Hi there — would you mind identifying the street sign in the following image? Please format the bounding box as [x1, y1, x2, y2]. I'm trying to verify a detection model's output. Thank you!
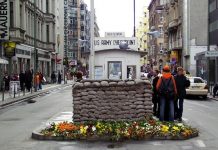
[0, 0, 10, 40]
[205, 51, 218, 57]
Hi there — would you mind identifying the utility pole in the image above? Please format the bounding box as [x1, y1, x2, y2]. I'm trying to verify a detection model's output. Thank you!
[207, 0, 211, 91]
[90, 0, 95, 79]
[34, 0, 38, 91]
[133, 0, 136, 37]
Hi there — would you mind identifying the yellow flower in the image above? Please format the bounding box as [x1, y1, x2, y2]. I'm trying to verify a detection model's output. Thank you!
[80, 126, 88, 135]
[161, 125, 169, 133]
[173, 126, 180, 132]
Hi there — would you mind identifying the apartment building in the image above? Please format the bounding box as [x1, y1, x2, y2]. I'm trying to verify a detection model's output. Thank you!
[136, 7, 149, 69]
[1, 0, 56, 78]
[148, 0, 170, 71]
[67, 0, 99, 72]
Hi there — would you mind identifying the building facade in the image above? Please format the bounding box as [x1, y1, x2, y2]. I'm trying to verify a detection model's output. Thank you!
[208, 0, 218, 83]
[55, 0, 65, 73]
[0, 0, 56, 79]
[148, 0, 170, 72]
[136, 7, 149, 70]
[67, 0, 99, 73]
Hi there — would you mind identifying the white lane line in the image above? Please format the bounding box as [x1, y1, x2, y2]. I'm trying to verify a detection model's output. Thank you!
[185, 101, 211, 109]
[195, 140, 206, 148]
[151, 141, 162, 146]
[182, 118, 188, 122]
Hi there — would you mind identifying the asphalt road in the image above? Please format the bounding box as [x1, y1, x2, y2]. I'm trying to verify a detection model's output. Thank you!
[0, 87, 218, 150]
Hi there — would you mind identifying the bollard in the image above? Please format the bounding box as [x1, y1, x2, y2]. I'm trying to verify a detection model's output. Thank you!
[14, 84, 16, 98]
[2, 81, 5, 101]
[23, 83, 25, 96]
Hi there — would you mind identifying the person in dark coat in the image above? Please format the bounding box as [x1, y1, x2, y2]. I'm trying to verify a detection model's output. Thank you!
[58, 71, 62, 84]
[152, 70, 160, 117]
[25, 70, 33, 92]
[19, 71, 25, 91]
[3, 73, 10, 91]
[51, 72, 56, 83]
[174, 67, 190, 121]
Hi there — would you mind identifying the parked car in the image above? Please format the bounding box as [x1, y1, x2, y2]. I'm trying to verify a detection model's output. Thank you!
[186, 77, 208, 99]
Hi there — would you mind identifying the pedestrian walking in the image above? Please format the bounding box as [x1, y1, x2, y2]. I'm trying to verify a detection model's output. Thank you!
[25, 70, 33, 92]
[156, 65, 177, 122]
[39, 72, 43, 90]
[152, 70, 160, 117]
[58, 71, 62, 84]
[34, 72, 40, 90]
[51, 72, 56, 83]
[3, 73, 10, 91]
[19, 71, 25, 91]
[174, 67, 190, 122]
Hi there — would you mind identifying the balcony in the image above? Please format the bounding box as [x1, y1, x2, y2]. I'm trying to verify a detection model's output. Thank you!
[44, 13, 55, 23]
[9, 27, 26, 43]
[168, 18, 178, 29]
[169, 38, 182, 50]
[25, 35, 55, 52]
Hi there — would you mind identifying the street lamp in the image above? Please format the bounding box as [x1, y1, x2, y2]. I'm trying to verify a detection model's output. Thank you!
[90, 0, 95, 79]
[133, 0, 136, 37]
[33, 0, 38, 92]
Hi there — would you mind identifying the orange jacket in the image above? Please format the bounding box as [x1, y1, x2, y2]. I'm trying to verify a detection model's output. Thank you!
[156, 72, 177, 95]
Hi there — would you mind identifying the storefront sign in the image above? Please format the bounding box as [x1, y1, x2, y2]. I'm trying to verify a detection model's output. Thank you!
[205, 51, 218, 57]
[4, 41, 16, 57]
[0, 0, 9, 40]
[94, 37, 138, 51]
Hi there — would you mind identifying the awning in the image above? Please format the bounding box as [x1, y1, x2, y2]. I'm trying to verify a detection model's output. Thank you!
[0, 58, 8, 64]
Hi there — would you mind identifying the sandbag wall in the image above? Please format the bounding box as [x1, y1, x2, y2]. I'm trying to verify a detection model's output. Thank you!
[72, 80, 153, 123]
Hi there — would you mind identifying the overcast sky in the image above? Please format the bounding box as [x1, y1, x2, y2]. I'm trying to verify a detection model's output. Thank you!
[83, 0, 151, 37]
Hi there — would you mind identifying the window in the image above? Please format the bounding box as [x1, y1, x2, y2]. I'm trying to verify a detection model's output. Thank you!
[81, 25, 84, 31]
[46, 25, 49, 42]
[81, 15, 85, 21]
[108, 61, 122, 79]
[194, 78, 204, 83]
[46, 0, 49, 13]
[10, 2, 14, 27]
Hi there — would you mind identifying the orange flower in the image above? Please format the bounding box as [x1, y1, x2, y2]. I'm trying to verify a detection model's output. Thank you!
[57, 122, 79, 132]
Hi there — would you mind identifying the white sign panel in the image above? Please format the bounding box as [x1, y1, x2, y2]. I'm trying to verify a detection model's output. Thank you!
[105, 32, 125, 37]
[94, 66, 103, 79]
[205, 51, 218, 57]
[94, 37, 138, 51]
[0, 0, 10, 40]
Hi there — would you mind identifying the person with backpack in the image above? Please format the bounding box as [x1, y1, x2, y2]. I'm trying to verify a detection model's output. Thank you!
[156, 65, 177, 122]
[174, 67, 190, 122]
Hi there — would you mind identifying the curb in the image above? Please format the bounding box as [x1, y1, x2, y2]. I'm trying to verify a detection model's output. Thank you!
[208, 96, 218, 101]
[32, 129, 199, 141]
[0, 83, 72, 109]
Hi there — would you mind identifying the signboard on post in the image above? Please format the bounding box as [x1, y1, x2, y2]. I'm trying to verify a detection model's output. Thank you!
[9, 81, 20, 97]
[0, 0, 10, 40]
[94, 37, 138, 51]
[205, 51, 218, 57]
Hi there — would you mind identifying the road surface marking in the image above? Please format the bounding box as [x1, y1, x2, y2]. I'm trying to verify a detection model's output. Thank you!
[185, 101, 211, 109]
[195, 140, 206, 148]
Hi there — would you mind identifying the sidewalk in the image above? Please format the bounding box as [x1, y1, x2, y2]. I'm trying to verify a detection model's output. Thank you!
[0, 80, 73, 108]
[208, 94, 218, 101]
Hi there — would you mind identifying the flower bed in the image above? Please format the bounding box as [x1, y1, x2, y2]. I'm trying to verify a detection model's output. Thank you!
[40, 118, 198, 141]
